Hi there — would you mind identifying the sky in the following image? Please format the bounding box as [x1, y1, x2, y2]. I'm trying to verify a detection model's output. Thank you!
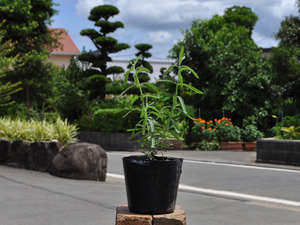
[51, 0, 299, 61]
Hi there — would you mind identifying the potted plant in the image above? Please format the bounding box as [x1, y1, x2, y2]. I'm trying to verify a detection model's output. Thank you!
[121, 47, 202, 214]
[215, 117, 243, 150]
[242, 125, 264, 150]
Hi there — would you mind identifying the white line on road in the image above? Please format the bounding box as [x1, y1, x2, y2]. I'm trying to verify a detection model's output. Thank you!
[184, 160, 300, 174]
[107, 152, 300, 174]
[107, 172, 300, 207]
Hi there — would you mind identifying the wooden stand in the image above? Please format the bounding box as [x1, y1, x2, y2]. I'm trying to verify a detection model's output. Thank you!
[115, 205, 186, 225]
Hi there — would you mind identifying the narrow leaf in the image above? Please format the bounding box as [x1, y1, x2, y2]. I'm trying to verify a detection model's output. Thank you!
[183, 83, 203, 94]
[179, 46, 185, 66]
[130, 95, 139, 106]
[171, 119, 180, 133]
[124, 70, 131, 84]
[177, 96, 187, 114]
[143, 82, 158, 91]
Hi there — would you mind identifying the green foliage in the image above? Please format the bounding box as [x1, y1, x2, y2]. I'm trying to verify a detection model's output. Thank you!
[79, 4, 130, 100]
[242, 125, 264, 142]
[0, 117, 78, 145]
[121, 47, 202, 159]
[223, 6, 258, 36]
[272, 114, 300, 139]
[169, 7, 274, 129]
[0, 29, 22, 106]
[275, 15, 300, 47]
[48, 64, 88, 123]
[281, 126, 300, 140]
[128, 43, 153, 83]
[0, 0, 60, 109]
[192, 140, 220, 151]
[91, 108, 140, 132]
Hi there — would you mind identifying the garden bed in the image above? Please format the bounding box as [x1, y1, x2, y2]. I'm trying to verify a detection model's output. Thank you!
[256, 138, 300, 166]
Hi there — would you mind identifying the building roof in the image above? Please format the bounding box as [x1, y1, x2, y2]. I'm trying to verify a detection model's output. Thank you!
[49, 28, 80, 55]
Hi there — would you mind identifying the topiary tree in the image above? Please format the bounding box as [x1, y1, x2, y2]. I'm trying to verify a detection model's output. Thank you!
[78, 5, 130, 100]
[127, 43, 153, 83]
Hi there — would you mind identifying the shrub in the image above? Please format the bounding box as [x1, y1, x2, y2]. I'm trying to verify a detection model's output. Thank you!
[242, 125, 264, 142]
[0, 117, 78, 145]
[92, 108, 140, 132]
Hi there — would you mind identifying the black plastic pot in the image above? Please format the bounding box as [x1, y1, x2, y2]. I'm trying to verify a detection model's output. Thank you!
[122, 155, 183, 214]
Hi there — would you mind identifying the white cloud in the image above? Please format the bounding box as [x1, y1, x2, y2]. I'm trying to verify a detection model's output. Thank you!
[271, 0, 298, 19]
[252, 31, 278, 48]
[148, 31, 172, 43]
[76, 0, 104, 15]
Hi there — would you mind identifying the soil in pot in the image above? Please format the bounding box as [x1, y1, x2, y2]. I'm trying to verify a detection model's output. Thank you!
[122, 155, 183, 214]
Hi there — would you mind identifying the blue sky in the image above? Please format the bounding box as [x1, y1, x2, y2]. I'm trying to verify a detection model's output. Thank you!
[51, 0, 299, 60]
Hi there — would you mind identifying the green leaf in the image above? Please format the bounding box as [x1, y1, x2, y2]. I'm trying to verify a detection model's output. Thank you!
[179, 46, 185, 66]
[171, 119, 180, 133]
[143, 82, 158, 91]
[136, 67, 150, 74]
[124, 69, 131, 84]
[177, 96, 187, 114]
[130, 95, 139, 106]
[178, 73, 184, 87]
[181, 66, 199, 79]
[148, 118, 155, 132]
[183, 83, 203, 94]
[119, 85, 134, 96]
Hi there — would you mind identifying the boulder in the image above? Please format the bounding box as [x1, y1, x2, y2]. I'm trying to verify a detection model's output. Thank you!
[50, 142, 107, 181]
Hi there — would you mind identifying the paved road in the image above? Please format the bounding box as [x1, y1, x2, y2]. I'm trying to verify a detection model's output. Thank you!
[1, 150, 300, 225]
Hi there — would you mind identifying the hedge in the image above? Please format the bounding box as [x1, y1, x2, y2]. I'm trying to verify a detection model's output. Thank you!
[92, 108, 140, 132]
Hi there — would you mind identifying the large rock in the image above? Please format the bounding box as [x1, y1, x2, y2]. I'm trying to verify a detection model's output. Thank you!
[50, 142, 107, 181]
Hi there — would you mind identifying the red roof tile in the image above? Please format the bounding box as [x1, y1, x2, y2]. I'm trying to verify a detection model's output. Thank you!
[49, 28, 80, 55]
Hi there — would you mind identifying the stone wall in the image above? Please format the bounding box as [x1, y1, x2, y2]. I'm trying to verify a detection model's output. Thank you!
[0, 139, 63, 172]
[77, 132, 142, 151]
[256, 138, 300, 166]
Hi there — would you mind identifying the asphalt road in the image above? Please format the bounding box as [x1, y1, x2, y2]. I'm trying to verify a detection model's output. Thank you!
[1, 150, 300, 225]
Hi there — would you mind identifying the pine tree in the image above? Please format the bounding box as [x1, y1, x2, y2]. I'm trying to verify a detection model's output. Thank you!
[128, 43, 153, 83]
[78, 5, 130, 100]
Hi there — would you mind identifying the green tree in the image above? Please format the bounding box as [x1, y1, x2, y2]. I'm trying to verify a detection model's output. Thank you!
[223, 6, 258, 36]
[48, 61, 88, 123]
[169, 7, 273, 128]
[0, 29, 21, 106]
[0, 0, 60, 109]
[78, 5, 130, 100]
[271, 6, 300, 115]
[128, 43, 153, 83]
[275, 15, 300, 47]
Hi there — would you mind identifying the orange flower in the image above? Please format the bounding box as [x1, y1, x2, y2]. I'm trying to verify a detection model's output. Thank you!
[201, 126, 205, 130]
[226, 123, 228, 126]
[213, 128, 216, 131]
[209, 128, 211, 130]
